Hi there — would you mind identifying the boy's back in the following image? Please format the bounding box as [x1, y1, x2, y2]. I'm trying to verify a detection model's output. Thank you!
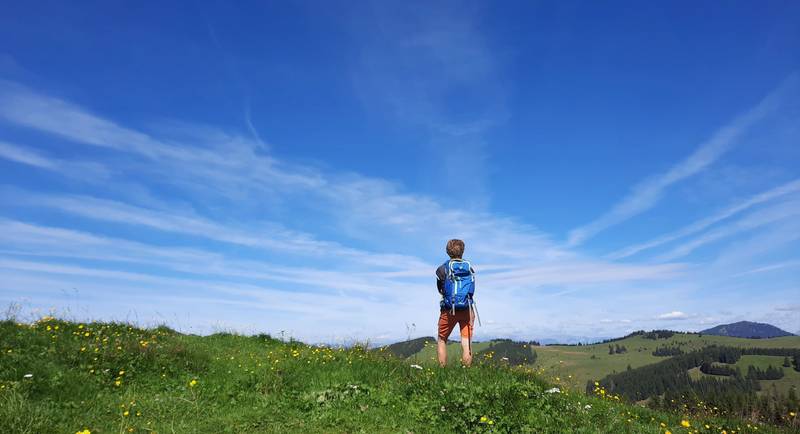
[435, 239, 476, 367]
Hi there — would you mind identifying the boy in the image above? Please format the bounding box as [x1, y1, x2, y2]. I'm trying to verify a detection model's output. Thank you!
[435, 239, 476, 367]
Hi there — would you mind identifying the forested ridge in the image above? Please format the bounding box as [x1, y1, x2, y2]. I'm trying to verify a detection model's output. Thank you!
[592, 346, 800, 427]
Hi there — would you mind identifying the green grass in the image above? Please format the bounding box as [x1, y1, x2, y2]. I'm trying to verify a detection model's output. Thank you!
[4, 318, 796, 433]
[409, 338, 494, 365]
[410, 334, 800, 394]
[687, 367, 731, 382]
[727, 355, 800, 397]
[535, 335, 800, 389]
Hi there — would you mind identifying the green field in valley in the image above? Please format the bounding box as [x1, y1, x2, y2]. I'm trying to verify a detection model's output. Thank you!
[407, 333, 800, 394]
[728, 355, 800, 396]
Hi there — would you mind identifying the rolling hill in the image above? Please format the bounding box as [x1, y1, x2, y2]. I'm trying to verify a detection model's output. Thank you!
[389, 330, 800, 429]
[7, 318, 794, 433]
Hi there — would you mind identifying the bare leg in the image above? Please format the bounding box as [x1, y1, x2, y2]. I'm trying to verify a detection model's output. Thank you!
[460, 335, 472, 366]
[437, 337, 448, 367]
[460, 308, 475, 366]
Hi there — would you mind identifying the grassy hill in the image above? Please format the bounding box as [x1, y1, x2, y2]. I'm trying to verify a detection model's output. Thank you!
[536, 334, 800, 393]
[4, 318, 796, 433]
[407, 333, 800, 396]
[384, 336, 436, 358]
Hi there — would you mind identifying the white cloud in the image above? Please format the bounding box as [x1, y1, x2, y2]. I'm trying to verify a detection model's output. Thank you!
[0, 140, 110, 180]
[0, 140, 57, 168]
[657, 311, 689, 320]
[609, 178, 800, 259]
[1, 77, 795, 341]
[567, 75, 798, 247]
[733, 260, 800, 276]
[656, 198, 800, 261]
[350, 2, 506, 207]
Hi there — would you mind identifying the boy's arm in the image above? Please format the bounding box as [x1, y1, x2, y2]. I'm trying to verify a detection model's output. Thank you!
[469, 266, 476, 298]
[435, 263, 446, 294]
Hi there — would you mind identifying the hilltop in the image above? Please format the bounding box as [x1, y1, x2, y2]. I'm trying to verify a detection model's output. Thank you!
[398, 332, 800, 391]
[393, 331, 800, 429]
[701, 321, 795, 339]
[3, 318, 796, 433]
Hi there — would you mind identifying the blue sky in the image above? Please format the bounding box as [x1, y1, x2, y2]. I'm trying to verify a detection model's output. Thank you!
[0, 1, 799, 343]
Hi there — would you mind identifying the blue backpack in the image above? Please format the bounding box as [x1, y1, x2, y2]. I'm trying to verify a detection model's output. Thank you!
[441, 259, 475, 313]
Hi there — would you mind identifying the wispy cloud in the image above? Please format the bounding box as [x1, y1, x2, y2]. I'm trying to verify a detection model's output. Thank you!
[656, 198, 800, 261]
[351, 1, 506, 208]
[608, 179, 800, 259]
[1, 74, 797, 340]
[0, 80, 323, 192]
[733, 260, 800, 276]
[0, 139, 111, 180]
[0, 140, 57, 168]
[567, 75, 798, 247]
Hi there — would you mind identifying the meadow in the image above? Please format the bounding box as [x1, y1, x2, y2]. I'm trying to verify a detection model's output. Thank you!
[3, 318, 797, 433]
[413, 334, 800, 395]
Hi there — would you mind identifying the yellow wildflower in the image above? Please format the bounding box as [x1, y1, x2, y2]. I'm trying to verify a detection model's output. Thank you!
[189, 379, 198, 387]
[681, 420, 690, 428]
[123, 410, 129, 417]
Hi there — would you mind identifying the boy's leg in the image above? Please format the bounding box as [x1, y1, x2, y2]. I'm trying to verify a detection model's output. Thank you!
[437, 310, 455, 367]
[437, 337, 448, 367]
[460, 335, 472, 367]
[458, 309, 475, 367]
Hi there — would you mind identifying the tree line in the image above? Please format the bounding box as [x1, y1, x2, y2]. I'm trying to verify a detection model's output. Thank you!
[589, 346, 800, 427]
[653, 346, 684, 357]
[609, 344, 628, 354]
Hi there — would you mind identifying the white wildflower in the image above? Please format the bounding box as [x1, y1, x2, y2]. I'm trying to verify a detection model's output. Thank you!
[410, 364, 423, 370]
[584, 404, 592, 410]
[501, 357, 509, 361]
[23, 374, 33, 379]
[545, 387, 560, 394]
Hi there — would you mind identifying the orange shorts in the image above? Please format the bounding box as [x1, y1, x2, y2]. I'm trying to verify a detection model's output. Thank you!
[438, 309, 473, 340]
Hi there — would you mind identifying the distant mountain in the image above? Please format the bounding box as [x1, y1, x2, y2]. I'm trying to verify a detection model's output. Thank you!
[701, 321, 794, 338]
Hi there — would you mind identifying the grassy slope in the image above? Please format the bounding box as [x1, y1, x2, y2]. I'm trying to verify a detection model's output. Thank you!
[4, 319, 794, 434]
[731, 355, 800, 396]
[536, 335, 800, 389]
[409, 334, 800, 394]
